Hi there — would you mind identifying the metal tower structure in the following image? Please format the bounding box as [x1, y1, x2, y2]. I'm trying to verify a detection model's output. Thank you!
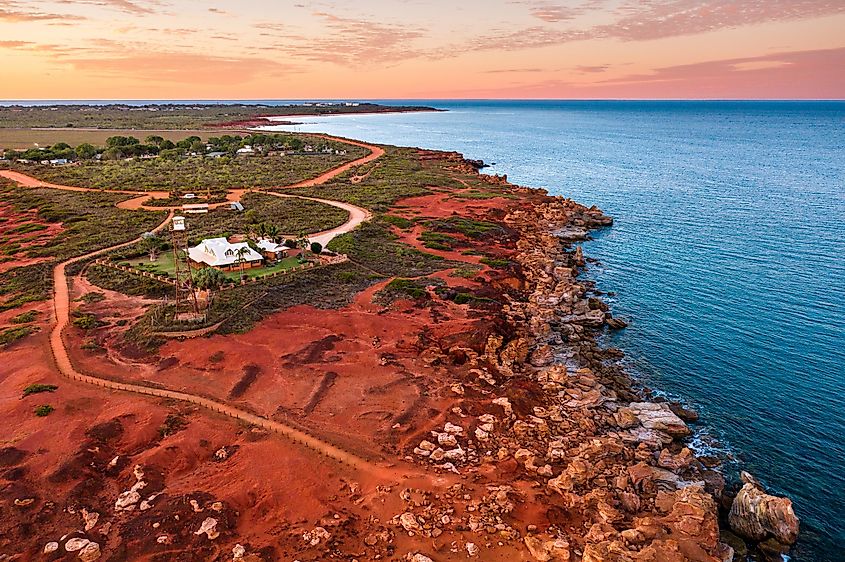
[169, 215, 200, 321]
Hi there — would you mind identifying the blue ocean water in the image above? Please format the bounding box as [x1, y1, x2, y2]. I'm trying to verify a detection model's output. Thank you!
[265, 100, 845, 561]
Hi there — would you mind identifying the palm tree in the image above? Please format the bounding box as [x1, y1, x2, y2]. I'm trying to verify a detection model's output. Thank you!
[265, 224, 280, 243]
[234, 246, 251, 280]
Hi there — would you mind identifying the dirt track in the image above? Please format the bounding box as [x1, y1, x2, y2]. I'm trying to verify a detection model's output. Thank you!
[3, 136, 387, 473]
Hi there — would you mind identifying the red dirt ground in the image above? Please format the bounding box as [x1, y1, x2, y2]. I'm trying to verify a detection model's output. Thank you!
[0, 202, 63, 273]
[1, 150, 571, 561]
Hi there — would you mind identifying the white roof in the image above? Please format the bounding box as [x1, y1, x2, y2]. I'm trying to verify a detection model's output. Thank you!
[188, 238, 263, 267]
[256, 238, 293, 253]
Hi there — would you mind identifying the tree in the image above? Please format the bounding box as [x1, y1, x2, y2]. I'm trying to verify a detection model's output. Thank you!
[265, 224, 280, 243]
[75, 143, 97, 160]
[233, 246, 251, 279]
[193, 267, 226, 308]
[145, 135, 165, 146]
[160, 139, 176, 150]
[139, 234, 163, 261]
[310, 242, 323, 255]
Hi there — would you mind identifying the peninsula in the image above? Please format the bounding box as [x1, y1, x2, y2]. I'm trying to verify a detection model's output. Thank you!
[0, 111, 799, 562]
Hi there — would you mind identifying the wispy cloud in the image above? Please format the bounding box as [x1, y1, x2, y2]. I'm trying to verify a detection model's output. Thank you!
[0, 6, 85, 22]
[64, 52, 299, 83]
[257, 12, 428, 65]
[47, 0, 161, 15]
[467, 0, 845, 52]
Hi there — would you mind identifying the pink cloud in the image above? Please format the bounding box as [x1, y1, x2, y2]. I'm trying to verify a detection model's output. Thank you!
[64, 52, 299, 83]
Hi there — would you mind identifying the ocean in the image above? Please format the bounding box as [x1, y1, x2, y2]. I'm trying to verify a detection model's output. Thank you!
[263, 100, 845, 561]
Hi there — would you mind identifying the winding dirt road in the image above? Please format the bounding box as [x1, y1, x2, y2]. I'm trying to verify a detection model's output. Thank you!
[3, 136, 385, 472]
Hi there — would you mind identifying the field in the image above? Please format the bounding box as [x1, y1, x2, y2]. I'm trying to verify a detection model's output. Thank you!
[296, 146, 500, 211]
[0, 128, 238, 150]
[0, 103, 438, 130]
[0, 184, 166, 311]
[8, 147, 367, 192]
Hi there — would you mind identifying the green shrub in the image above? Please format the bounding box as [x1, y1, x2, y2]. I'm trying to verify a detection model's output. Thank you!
[10, 310, 39, 324]
[79, 292, 106, 304]
[23, 383, 58, 397]
[382, 214, 414, 229]
[34, 405, 54, 417]
[0, 325, 35, 346]
[72, 313, 100, 330]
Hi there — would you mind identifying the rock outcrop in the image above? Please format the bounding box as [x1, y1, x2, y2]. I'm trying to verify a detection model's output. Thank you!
[729, 472, 799, 545]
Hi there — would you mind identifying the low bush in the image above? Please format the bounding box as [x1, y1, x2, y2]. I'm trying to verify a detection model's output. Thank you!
[10, 310, 39, 324]
[22, 383, 58, 397]
[0, 325, 35, 346]
[34, 405, 54, 417]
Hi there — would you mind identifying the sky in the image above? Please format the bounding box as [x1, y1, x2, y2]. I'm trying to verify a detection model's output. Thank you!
[1, 0, 843, 99]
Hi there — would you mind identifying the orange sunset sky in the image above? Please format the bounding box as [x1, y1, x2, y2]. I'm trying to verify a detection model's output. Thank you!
[1, 0, 844, 99]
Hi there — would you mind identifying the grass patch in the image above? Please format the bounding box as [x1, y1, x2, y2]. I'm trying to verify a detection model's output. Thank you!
[427, 217, 506, 239]
[10, 223, 48, 234]
[11, 150, 364, 192]
[0, 184, 165, 312]
[382, 214, 414, 229]
[419, 231, 459, 251]
[327, 218, 455, 278]
[79, 291, 106, 304]
[125, 262, 381, 343]
[297, 146, 467, 212]
[480, 257, 512, 269]
[71, 311, 104, 330]
[450, 266, 483, 279]
[0, 325, 36, 346]
[34, 405, 54, 417]
[10, 310, 39, 324]
[86, 265, 172, 299]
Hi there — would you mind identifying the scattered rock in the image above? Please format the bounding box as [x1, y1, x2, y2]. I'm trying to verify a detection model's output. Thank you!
[524, 535, 570, 561]
[194, 517, 220, 540]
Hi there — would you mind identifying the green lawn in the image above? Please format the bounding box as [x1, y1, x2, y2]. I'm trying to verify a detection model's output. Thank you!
[123, 253, 302, 282]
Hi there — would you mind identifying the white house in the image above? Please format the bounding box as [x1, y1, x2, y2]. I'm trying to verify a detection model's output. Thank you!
[188, 238, 263, 271]
[236, 145, 255, 155]
[256, 238, 296, 260]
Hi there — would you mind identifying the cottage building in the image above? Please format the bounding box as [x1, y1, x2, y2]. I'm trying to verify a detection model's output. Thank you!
[188, 238, 263, 271]
[256, 238, 297, 261]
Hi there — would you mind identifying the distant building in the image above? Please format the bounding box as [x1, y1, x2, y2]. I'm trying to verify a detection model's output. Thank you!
[207, 151, 226, 158]
[188, 238, 263, 271]
[181, 203, 209, 214]
[182, 193, 197, 199]
[230, 201, 244, 212]
[236, 145, 255, 155]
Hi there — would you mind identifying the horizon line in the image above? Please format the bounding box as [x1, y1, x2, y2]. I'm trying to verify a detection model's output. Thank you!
[1, 98, 843, 103]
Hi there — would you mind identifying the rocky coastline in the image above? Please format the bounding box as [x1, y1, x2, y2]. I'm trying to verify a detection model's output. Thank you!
[402, 176, 800, 561]
[498, 195, 800, 560]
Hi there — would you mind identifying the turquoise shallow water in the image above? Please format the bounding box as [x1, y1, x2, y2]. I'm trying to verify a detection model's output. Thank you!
[265, 100, 845, 561]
